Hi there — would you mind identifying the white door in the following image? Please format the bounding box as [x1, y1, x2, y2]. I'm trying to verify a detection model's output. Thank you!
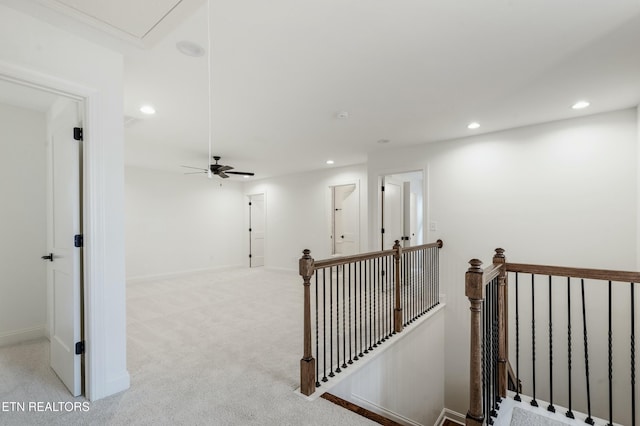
[249, 194, 265, 267]
[402, 182, 412, 247]
[382, 177, 403, 250]
[333, 184, 357, 255]
[47, 99, 82, 396]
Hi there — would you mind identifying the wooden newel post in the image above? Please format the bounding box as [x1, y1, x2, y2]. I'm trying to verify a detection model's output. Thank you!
[299, 249, 316, 396]
[393, 240, 403, 333]
[466, 259, 485, 426]
[494, 248, 508, 398]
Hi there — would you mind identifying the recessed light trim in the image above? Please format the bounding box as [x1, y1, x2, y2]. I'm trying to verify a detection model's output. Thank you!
[467, 122, 480, 129]
[140, 105, 156, 115]
[326, 160, 335, 165]
[572, 101, 590, 110]
[176, 41, 205, 57]
[377, 139, 390, 144]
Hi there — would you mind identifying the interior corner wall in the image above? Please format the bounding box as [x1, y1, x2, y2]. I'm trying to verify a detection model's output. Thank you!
[0, 4, 128, 399]
[0, 103, 47, 346]
[124, 167, 245, 280]
[242, 164, 368, 270]
[367, 108, 638, 416]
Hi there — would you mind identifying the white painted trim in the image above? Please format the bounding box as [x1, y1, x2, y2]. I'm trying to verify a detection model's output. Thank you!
[126, 264, 243, 284]
[326, 180, 361, 256]
[0, 60, 131, 401]
[0, 326, 46, 347]
[437, 408, 466, 425]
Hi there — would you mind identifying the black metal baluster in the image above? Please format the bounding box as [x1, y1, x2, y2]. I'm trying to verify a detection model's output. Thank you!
[373, 258, 378, 348]
[367, 259, 372, 352]
[348, 263, 353, 365]
[388, 256, 393, 338]
[494, 278, 501, 411]
[358, 261, 363, 359]
[329, 268, 334, 378]
[335, 267, 341, 374]
[581, 279, 594, 425]
[484, 282, 492, 424]
[632, 282, 636, 426]
[436, 246, 440, 307]
[514, 272, 521, 402]
[531, 274, 538, 407]
[322, 269, 328, 382]
[566, 277, 574, 418]
[607, 280, 613, 426]
[490, 279, 498, 419]
[315, 274, 321, 387]
[341, 265, 347, 370]
[548, 275, 555, 412]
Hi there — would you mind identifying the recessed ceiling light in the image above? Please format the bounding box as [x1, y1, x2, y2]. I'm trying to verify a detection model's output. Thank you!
[336, 111, 349, 119]
[572, 101, 590, 110]
[377, 139, 390, 144]
[326, 160, 335, 165]
[467, 122, 480, 129]
[140, 105, 156, 115]
[176, 41, 205, 57]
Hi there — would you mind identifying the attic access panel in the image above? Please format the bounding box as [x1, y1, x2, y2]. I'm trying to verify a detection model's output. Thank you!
[43, 0, 201, 44]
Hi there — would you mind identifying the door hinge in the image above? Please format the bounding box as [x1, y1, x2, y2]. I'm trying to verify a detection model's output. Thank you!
[74, 234, 83, 248]
[401, 236, 409, 241]
[381, 228, 385, 234]
[249, 254, 252, 258]
[75, 341, 85, 355]
[249, 228, 252, 232]
[73, 127, 83, 141]
[381, 185, 385, 192]
[249, 202, 252, 206]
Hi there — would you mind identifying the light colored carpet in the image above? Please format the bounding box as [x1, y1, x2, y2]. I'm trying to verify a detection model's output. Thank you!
[0, 267, 375, 425]
[510, 407, 571, 426]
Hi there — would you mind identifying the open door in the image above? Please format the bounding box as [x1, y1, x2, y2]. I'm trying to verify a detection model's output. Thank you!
[332, 184, 357, 255]
[381, 177, 403, 250]
[46, 99, 82, 396]
[249, 194, 265, 267]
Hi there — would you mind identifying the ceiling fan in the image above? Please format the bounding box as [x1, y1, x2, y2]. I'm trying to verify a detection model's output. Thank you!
[182, 156, 255, 179]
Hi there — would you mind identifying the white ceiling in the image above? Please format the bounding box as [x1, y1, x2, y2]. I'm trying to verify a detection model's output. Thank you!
[5, 0, 640, 179]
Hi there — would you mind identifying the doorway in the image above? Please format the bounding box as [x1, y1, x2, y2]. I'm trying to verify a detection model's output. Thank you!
[0, 80, 84, 396]
[380, 171, 423, 250]
[330, 183, 359, 256]
[248, 193, 265, 267]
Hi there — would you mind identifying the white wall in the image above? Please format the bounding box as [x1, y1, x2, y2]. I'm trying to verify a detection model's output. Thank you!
[125, 167, 245, 280]
[243, 164, 368, 270]
[368, 109, 638, 417]
[0, 103, 47, 346]
[0, 4, 128, 399]
[330, 307, 445, 426]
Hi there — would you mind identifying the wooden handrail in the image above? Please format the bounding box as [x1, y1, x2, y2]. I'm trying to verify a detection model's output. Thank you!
[313, 240, 443, 269]
[506, 263, 640, 282]
[482, 263, 503, 284]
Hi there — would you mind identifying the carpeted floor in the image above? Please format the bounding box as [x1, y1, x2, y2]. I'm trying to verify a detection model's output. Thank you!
[0, 267, 375, 425]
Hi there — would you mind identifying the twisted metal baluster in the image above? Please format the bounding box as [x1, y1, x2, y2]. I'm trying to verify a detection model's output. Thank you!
[581, 279, 594, 425]
[514, 272, 521, 402]
[548, 275, 555, 413]
[315, 274, 321, 387]
[632, 282, 636, 426]
[348, 263, 353, 365]
[566, 277, 574, 418]
[531, 274, 538, 407]
[607, 280, 613, 426]
[329, 268, 334, 378]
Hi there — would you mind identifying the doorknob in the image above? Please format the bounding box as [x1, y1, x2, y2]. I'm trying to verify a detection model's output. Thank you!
[41, 253, 54, 262]
[341, 235, 345, 239]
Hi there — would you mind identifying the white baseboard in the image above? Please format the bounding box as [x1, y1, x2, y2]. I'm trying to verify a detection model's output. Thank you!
[0, 325, 46, 347]
[436, 408, 466, 425]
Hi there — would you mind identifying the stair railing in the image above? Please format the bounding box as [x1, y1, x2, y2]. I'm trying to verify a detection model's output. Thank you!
[299, 239, 443, 396]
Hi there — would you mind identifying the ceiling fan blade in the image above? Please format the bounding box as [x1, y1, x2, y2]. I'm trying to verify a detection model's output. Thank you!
[218, 171, 230, 178]
[181, 165, 208, 171]
[217, 165, 234, 172]
[184, 171, 208, 175]
[226, 171, 255, 176]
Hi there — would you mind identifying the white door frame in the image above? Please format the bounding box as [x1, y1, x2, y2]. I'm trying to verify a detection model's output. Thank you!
[247, 193, 266, 267]
[0, 61, 108, 400]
